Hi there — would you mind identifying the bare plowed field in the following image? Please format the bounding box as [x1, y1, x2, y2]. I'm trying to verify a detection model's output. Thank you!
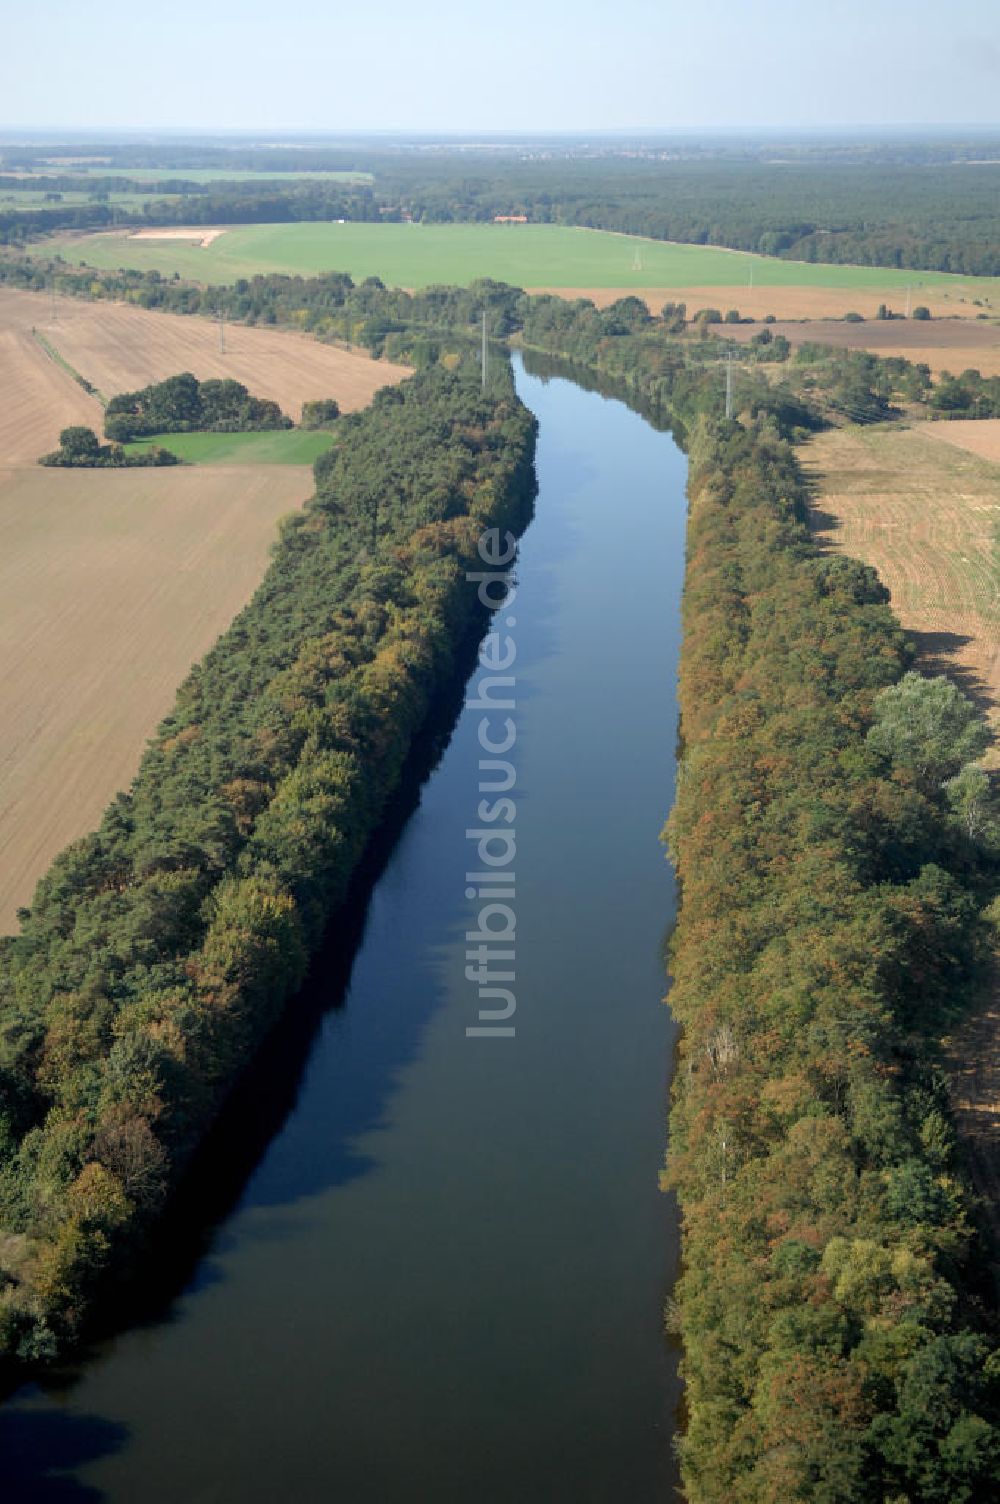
[711, 314, 1000, 377]
[130, 227, 227, 245]
[0, 463, 311, 931]
[802, 424, 1000, 755]
[922, 419, 1000, 464]
[0, 288, 408, 428]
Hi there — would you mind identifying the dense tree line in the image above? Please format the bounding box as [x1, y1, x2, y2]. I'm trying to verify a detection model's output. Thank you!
[0, 203, 117, 243]
[15, 252, 951, 432]
[0, 255, 523, 366]
[40, 425, 178, 467]
[0, 362, 536, 1363]
[0, 252, 965, 432]
[927, 369, 1000, 418]
[662, 415, 1000, 1500]
[103, 374, 290, 442]
[516, 292, 922, 434]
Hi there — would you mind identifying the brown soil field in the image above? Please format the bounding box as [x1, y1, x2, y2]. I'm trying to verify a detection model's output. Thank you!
[527, 285, 990, 322]
[922, 419, 1000, 463]
[0, 318, 103, 462]
[0, 462, 311, 933]
[802, 424, 1000, 755]
[712, 315, 1000, 378]
[130, 227, 227, 244]
[0, 287, 409, 431]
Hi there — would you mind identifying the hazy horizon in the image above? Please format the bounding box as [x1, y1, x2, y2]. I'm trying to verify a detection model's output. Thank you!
[3, 0, 998, 135]
[3, 125, 1000, 141]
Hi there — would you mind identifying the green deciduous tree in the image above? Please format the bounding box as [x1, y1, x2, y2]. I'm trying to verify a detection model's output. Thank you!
[867, 672, 990, 789]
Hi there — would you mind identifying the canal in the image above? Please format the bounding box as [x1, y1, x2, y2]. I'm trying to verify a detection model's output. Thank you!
[6, 353, 689, 1503]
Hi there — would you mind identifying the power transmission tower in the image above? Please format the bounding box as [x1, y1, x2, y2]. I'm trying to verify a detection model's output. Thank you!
[219, 298, 225, 354]
[725, 346, 735, 420]
[481, 308, 488, 391]
[905, 284, 912, 318]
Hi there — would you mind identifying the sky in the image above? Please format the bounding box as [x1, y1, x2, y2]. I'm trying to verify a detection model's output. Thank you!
[1, 0, 998, 134]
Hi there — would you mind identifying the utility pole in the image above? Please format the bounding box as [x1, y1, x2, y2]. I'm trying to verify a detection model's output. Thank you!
[905, 284, 912, 318]
[481, 308, 488, 391]
[219, 297, 225, 355]
[725, 346, 734, 421]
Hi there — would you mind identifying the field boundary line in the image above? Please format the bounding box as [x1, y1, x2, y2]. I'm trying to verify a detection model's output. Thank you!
[31, 328, 106, 406]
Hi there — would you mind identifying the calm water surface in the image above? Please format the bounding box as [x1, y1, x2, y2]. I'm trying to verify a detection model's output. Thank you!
[5, 356, 689, 1503]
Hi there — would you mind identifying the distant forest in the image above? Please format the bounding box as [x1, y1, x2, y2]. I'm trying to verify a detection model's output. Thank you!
[4, 136, 1000, 275]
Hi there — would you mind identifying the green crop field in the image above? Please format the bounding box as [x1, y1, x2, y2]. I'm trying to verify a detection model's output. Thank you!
[47, 222, 1000, 301]
[126, 428, 337, 465]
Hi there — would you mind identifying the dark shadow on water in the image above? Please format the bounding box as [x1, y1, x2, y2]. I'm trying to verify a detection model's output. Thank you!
[24, 543, 536, 1372]
[42, 354, 662, 1364]
[130, 632, 514, 1306]
[0, 1400, 127, 1501]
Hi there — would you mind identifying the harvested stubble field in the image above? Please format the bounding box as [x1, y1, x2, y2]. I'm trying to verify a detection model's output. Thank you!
[49, 222, 1000, 319]
[0, 287, 408, 442]
[532, 284, 996, 324]
[0, 286, 408, 931]
[802, 423, 1000, 758]
[0, 314, 103, 462]
[713, 313, 1000, 377]
[0, 462, 312, 933]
